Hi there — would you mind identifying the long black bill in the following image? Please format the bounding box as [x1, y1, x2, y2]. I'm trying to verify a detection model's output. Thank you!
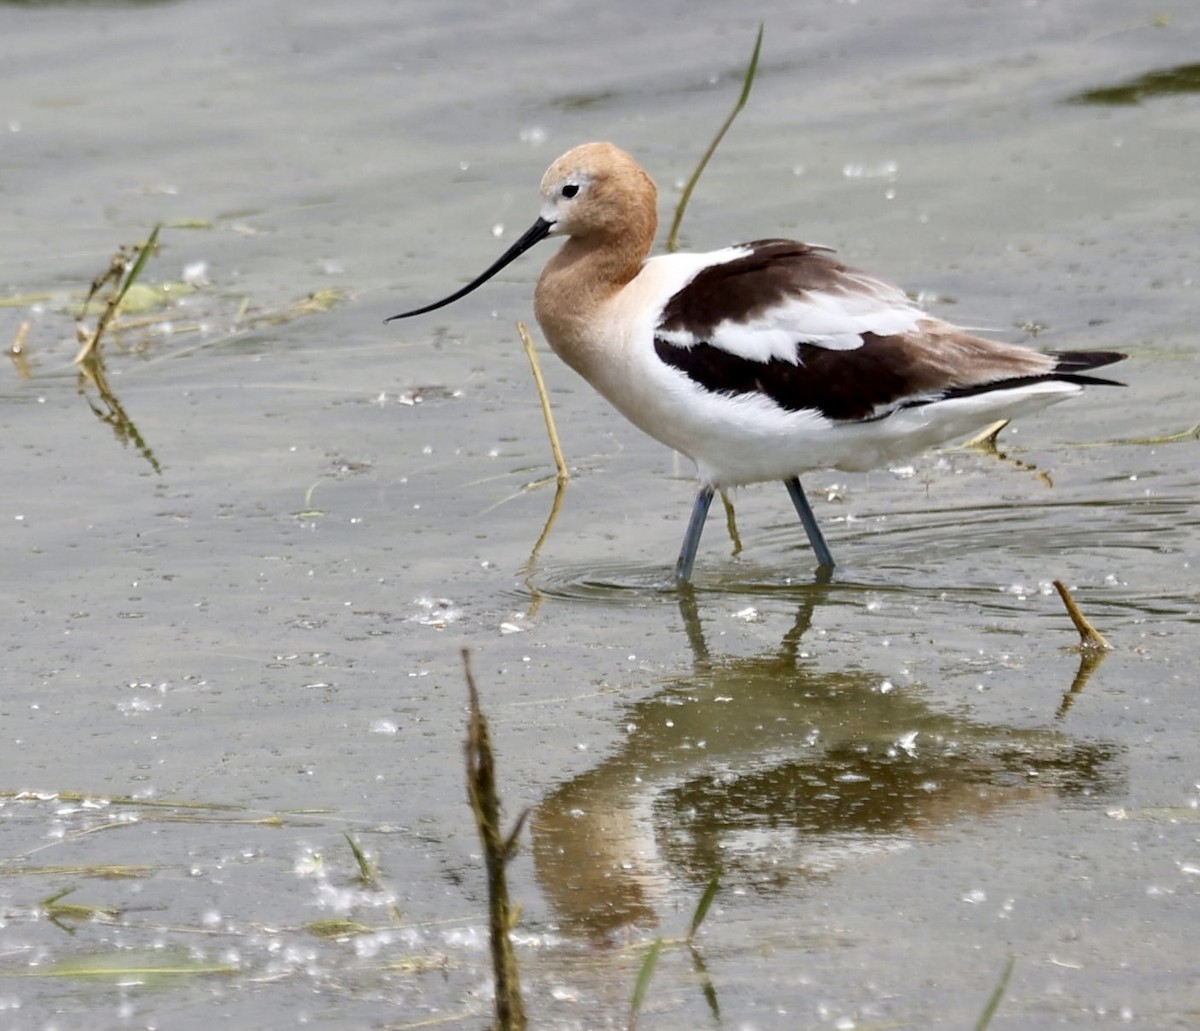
[385, 216, 554, 322]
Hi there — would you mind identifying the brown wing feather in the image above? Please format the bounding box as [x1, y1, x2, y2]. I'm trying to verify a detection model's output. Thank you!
[655, 318, 1125, 422]
[657, 240, 857, 341]
[654, 240, 1125, 420]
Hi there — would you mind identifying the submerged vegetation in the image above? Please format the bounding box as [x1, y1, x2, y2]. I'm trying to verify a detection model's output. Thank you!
[5, 221, 345, 474]
[1068, 60, 1200, 105]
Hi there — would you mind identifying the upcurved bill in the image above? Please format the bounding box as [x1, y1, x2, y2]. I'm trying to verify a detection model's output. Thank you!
[386, 217, 554, 321]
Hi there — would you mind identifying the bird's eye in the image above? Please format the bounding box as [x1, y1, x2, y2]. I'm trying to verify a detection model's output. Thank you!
[561, 183, 580, 199]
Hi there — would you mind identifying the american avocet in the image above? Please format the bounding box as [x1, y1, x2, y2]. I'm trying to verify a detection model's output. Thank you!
[388, 142, 1125, 581]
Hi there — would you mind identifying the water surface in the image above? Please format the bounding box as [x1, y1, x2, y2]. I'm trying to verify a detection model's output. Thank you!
[2, 1, 1198, 1027]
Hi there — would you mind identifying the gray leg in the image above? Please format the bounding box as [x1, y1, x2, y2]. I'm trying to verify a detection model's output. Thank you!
[784, 477, 835, 570]
[675, 486, 715, 582]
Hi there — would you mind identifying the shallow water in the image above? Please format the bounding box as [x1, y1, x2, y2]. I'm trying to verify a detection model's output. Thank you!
[2, 0, 1199, 1027]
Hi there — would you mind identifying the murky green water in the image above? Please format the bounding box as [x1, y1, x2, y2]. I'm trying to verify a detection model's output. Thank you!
[2, 0, 1198, 1027]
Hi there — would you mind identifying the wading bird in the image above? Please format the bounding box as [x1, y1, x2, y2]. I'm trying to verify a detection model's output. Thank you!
[388, 143, 1124, 581]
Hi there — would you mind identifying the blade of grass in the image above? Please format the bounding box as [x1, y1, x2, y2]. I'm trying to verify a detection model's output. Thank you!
[343, 832, 378, 889]
[628, 937, 664, 1031]
[1, 790, 241, 810]
[112, 224, 162, 311]
[687, 867, 721, 943]
[666, 23, 764, 252]
[975, 954, 1016, 1030]
[73, 224, 162, 364]
[16, 950, 238, 980]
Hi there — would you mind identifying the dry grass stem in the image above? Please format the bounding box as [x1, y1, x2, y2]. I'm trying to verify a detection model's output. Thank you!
[959, 419, 1010, 449]
[1053, 580, 1112, 651]
[462, 649, 528, 1031]
[1104, 423, 1200, 446]
[957, 418, 1053, 485]
[517, 320, 569, 484]
[10, 320, 32, 378]
[718, 490, 743, 556]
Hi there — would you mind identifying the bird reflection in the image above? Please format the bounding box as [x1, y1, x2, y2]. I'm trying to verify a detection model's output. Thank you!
[531, 585, 1122, 942]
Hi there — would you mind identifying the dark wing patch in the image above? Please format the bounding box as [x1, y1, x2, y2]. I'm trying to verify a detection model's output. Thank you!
[653, 334, 916, 420]
[654, 238, 1128, 421]
[654, 334, 1127, 423]
[657, 240, 849, 341]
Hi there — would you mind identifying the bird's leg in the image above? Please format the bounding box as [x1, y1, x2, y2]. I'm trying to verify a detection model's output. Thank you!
[784, 477, 836, 571]
[674, 485, 715, 583]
